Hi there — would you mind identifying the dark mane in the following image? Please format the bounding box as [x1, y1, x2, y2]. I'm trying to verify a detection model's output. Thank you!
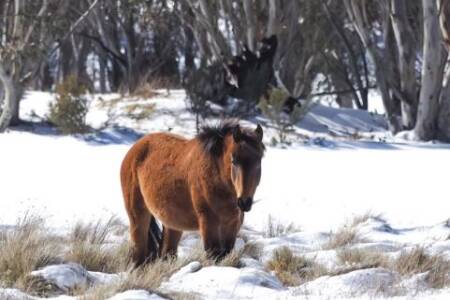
[196, 120, 265, 156]
[197, 121, 238, 156]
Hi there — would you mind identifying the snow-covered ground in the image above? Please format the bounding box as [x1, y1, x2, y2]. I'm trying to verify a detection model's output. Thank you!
[0, 90, 449, 299]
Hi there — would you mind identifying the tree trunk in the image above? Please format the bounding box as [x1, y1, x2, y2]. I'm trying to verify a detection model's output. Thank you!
[437, 0, 450, 140]
[243, 0, 257, 51]
[0, 63, 19, 132]
[390, 0, 418, 129]
[414, 0, 445, 140]
[437, 55, 450, 141]
[344, 0, 401, 133]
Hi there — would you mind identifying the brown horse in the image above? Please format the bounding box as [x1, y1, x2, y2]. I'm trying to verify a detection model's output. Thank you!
[120, 121, 264, 266]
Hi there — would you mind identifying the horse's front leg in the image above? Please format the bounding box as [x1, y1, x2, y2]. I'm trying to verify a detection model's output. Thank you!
[197, 211, 222, 259]
[219, 213, 242, 257]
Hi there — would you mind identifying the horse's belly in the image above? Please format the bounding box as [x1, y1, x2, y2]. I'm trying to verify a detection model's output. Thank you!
[142, 180, 198, 231]
[154, 205, 198, 231]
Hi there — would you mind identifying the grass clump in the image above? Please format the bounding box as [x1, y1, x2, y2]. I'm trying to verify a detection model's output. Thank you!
[49, 75, 89, 134]
[124, 103, 155, 121]
[241, 241, 263, 260]
[84, 257, 184, 299]
[64, 217, 130, 273]
[323, 226, 359, 250]
[337, 247, 390, 271]
[0, 214, 61, 290]
[266, 246, 327, 286]
[264, 215, 300, 238]
[392, 247, 450, 288]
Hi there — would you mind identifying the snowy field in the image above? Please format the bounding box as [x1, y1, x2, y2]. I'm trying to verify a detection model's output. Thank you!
[0, 90, 449, 299]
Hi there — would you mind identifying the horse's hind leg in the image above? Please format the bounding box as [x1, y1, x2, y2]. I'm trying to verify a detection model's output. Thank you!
[159, 226, 182, 258]
[128, 209, 151, 266]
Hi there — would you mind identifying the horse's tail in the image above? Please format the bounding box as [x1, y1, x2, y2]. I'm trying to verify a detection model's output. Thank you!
[148, 215, 162, 260]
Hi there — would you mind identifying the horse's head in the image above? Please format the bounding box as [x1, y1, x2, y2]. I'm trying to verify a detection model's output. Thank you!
[228, 124, 264, 212]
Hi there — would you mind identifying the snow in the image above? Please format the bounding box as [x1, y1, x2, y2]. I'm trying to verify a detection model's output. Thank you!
[107, 290, 166, 300]
[30, 263, 119, 292]
[0, 90, 449, 299]
[160, 265, 285, 300]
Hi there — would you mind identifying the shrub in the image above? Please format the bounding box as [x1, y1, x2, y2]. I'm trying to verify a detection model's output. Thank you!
[49, 75, 89, 134]
[259, 89, 313, 145]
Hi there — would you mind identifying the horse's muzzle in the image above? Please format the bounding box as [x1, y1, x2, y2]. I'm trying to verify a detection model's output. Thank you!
[238, 197, 253, 212]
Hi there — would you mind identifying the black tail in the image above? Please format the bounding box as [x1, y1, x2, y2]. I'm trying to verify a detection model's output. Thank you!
[147, 216, 163, 260]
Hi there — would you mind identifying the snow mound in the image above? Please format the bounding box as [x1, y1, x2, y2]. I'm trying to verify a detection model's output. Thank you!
[294, 268, 398, 298]
[30, 263, 119, 292]
[161, 266, 285, 299]
[169, 261, 202, 281]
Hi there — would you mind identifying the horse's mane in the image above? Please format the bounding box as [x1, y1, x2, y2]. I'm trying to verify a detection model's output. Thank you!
[196, 120, 264, 156]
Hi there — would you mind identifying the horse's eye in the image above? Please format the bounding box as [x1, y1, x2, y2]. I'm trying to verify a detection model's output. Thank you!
[231, 156, 238, 165]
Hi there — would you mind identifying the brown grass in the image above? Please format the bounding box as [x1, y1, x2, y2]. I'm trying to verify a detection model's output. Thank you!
[241, 241, 263, 260]
[82, 257, 184, 299]
[336, 247, 390, 270]
[350, 212, 381, 227]
[123, 103, 156, 121]
[392, 247, 450, 288]
[0, 214, 62, 293]
[323, 226, 359, 250]
[131, 82, 160, 99]
[266, 246, 327, 286]
[64, 217, 130, 273]
[264, 215, 300, 238]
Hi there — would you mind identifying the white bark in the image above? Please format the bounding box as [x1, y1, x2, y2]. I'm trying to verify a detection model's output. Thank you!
[267, 0, 278, 36]
[414, 0, 445, 140]
[0, 63, 18, 132]
[243, 0, 257, 51]
[344, 0, 401, 132]
[437, 0, 450, 140]
[390, 0, 417, 128]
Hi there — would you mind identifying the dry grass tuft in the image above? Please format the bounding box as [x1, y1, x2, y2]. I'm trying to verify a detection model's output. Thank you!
[392, 247, 450, 288]
[84, 257, 184, 299]
[393, 248, 440, 275]
[64, 217, 130, 273]
[123, 103, 156, 121]
[264, 215, 300, 238]
[241, 241, 263, 260]
[21, 274, 63, 297]
[425, 257, 450, 289]
[0, 214, 62, 290]
[266, 246, 327, 286]
[131, 82, 160, 99]
[323, 226, 359, 250]
[336, 247, 390, 270]
[350, 212, 381, 227]
[218, 249, 244, 268]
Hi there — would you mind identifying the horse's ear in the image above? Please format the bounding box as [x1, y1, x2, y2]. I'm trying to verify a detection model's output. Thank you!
[255, 124, 263, 142]
[233, 125, 242, 143]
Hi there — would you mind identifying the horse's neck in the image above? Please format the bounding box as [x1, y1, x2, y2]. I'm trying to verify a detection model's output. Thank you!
[186, 146, 233, 191]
